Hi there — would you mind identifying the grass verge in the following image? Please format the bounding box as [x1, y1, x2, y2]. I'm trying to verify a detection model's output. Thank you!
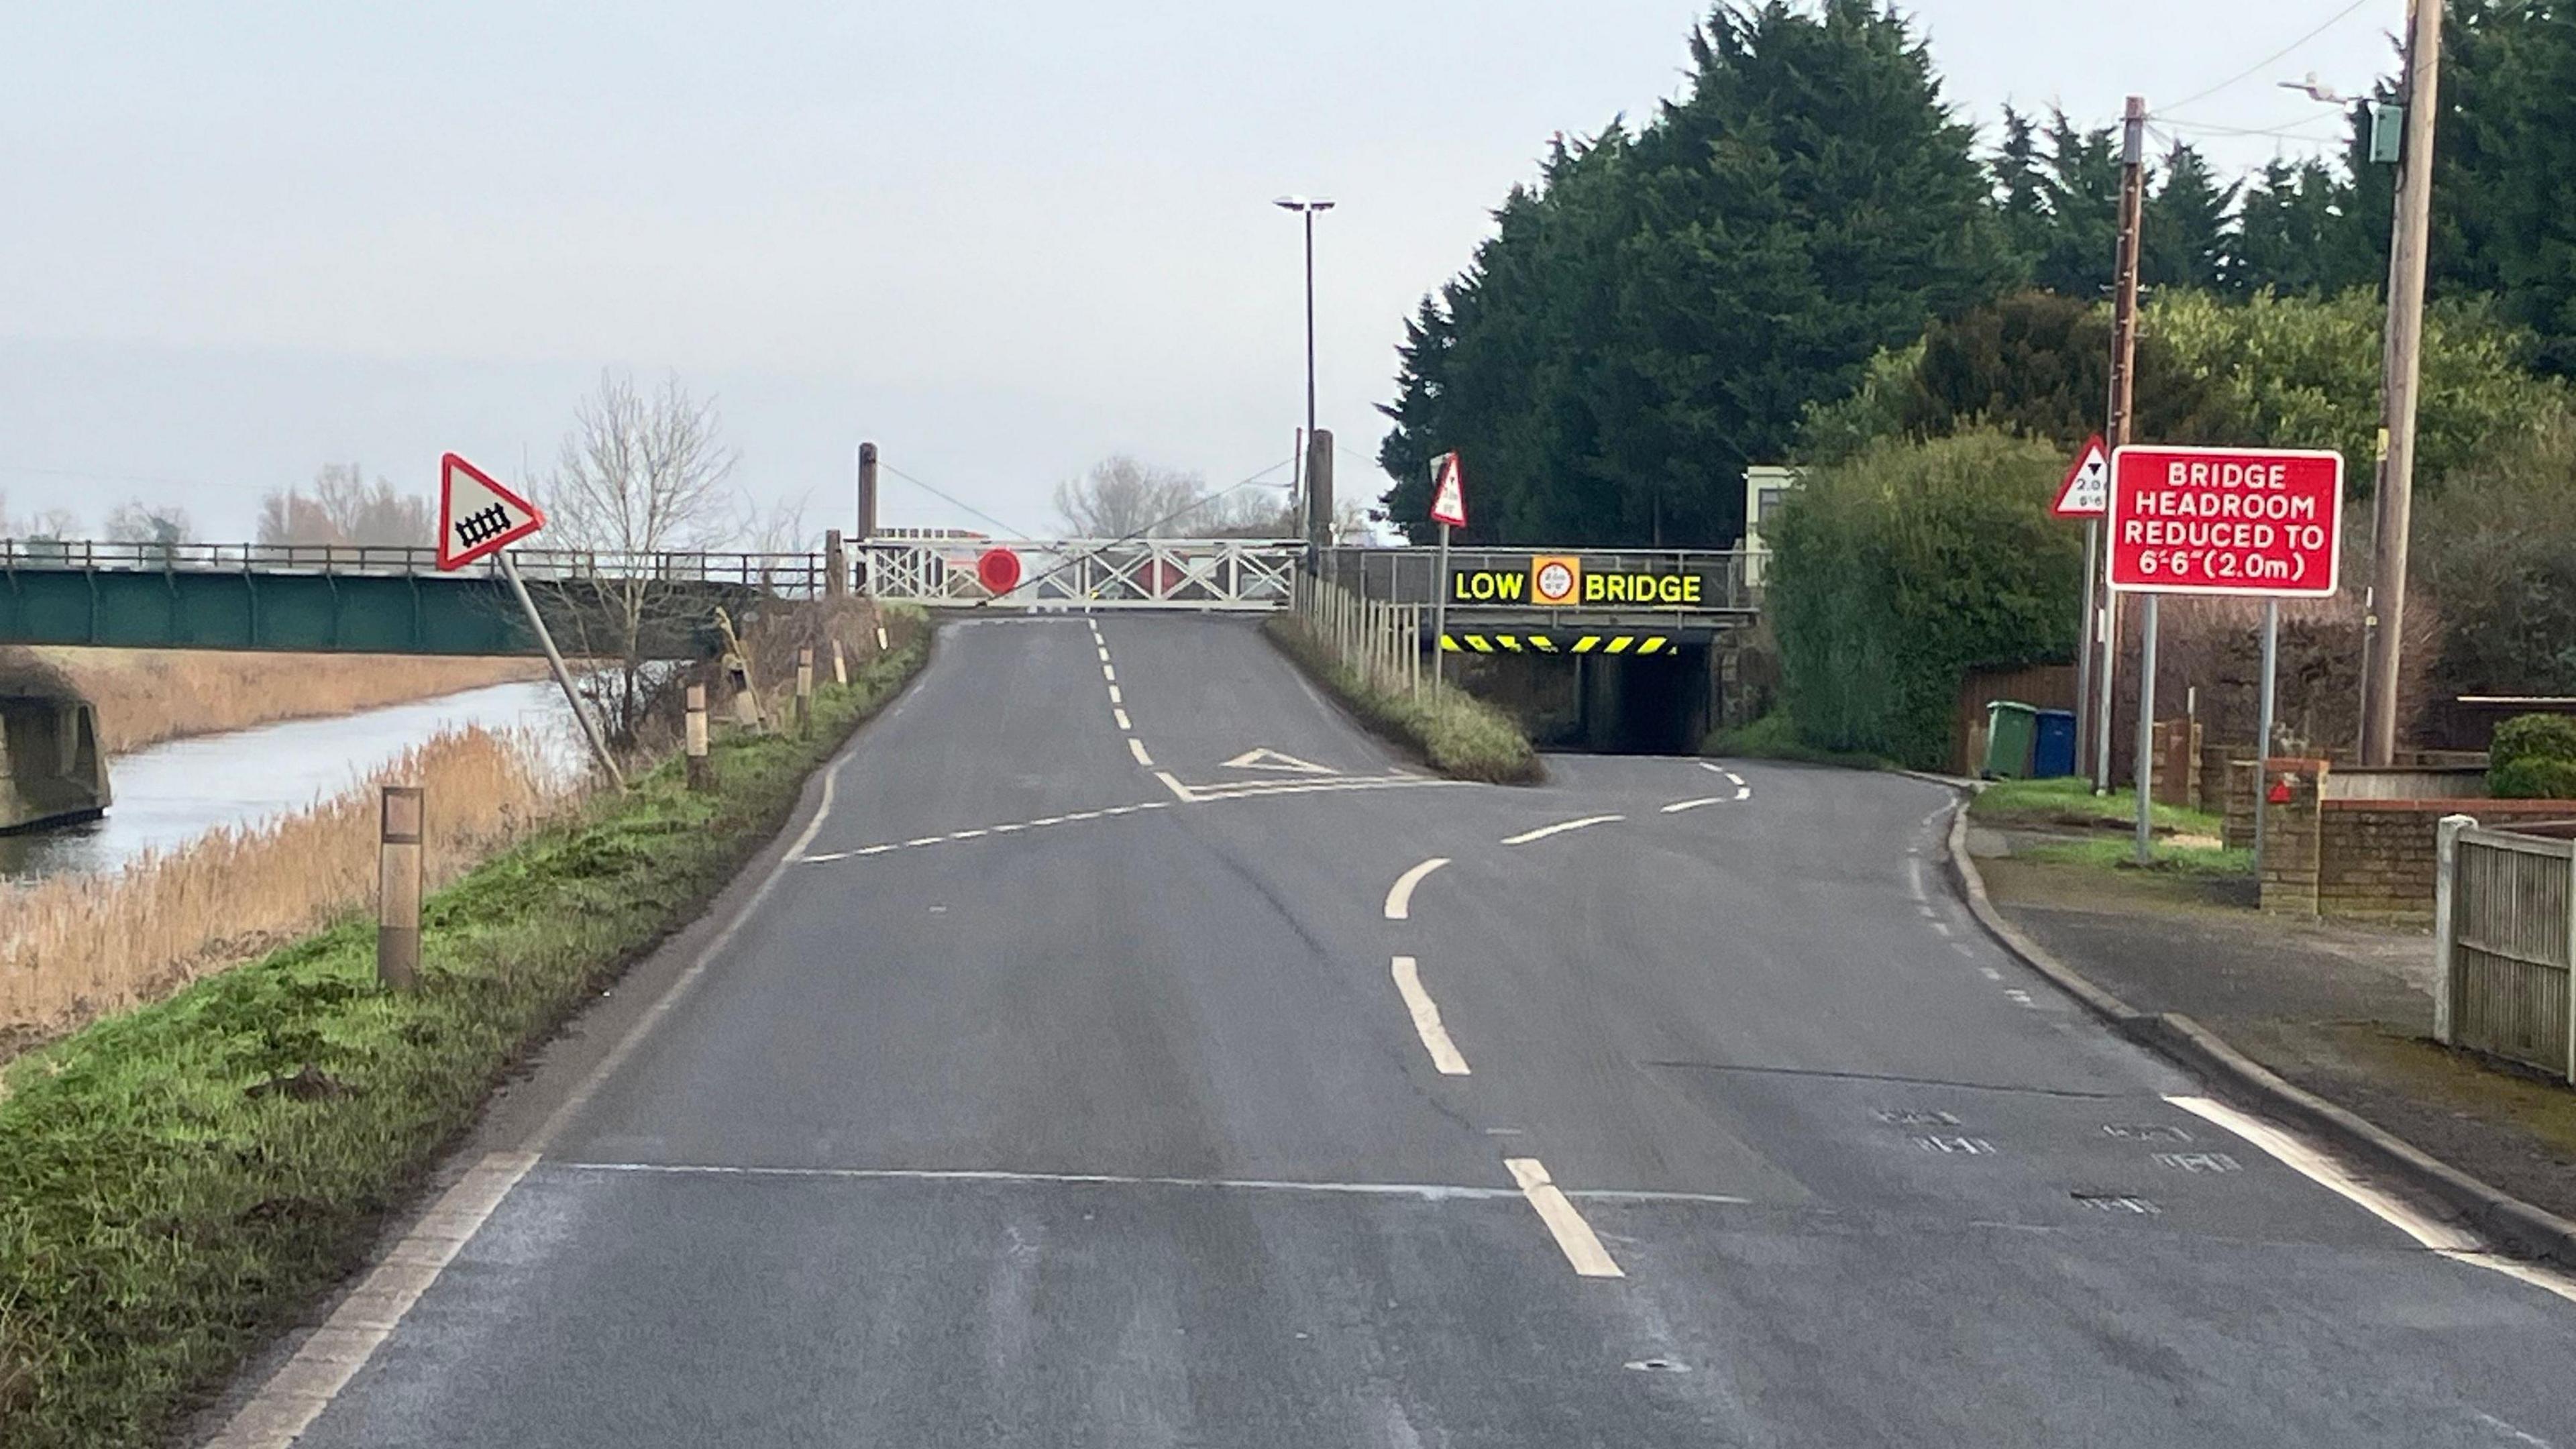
[2015, 835, 2254, 877]
[1970, 775, 2224, 837]
[1261, 616, 1540, 784]
[0, 621, 930, 1449]
[1701, 711, 1890, 771]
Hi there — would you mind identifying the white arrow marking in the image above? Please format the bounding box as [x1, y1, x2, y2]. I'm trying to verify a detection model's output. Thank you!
[1222, 747, 1336, 775]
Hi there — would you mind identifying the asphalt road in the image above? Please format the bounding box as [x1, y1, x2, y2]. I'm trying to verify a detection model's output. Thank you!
[254, 614, 2576, 1448]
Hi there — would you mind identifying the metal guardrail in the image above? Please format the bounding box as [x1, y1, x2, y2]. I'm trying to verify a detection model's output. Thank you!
[2436, 816, 2576, 1081]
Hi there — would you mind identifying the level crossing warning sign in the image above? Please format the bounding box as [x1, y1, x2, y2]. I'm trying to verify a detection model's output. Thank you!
[436, 453, 545, 570]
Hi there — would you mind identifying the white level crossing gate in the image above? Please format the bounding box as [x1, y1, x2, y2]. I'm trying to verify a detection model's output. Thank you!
[855, 538, 1305, 610]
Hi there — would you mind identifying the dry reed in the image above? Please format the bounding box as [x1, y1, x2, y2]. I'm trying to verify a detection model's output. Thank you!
[19, 647, 546, 756]
[0, 726, 566, 1051]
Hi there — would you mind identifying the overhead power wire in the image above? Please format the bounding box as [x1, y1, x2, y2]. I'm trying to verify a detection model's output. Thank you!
[875, 460, 1033, 540]
[2157, 0, 2375, 119]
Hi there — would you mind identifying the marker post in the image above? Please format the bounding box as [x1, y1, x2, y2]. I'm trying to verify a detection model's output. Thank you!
[498, 549, 626, 790]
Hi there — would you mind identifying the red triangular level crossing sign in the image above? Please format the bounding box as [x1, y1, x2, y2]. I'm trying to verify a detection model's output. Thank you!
[436, 452, 546, 570]
[1429, 451, 1468, 529]
[2052, 434, 2110, 518]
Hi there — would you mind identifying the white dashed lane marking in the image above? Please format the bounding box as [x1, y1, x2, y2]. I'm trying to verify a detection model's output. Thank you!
[1505, 1158, 1624, 1278]
[1661, 797, 1725, 814]
[1389, 956, 1471, 1075]
[1384, 857, 1452, 920]
[1502, 814, 1624, 847]
[1128, 738, 1155, 767]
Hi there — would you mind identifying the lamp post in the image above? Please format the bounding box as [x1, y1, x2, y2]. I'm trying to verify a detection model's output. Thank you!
[1275, 196, 1335, 539]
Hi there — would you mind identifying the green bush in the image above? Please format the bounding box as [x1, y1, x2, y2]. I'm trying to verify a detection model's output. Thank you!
[2489, 712, 2576, 799]
[1261, 617, 1540, 784]
[1766, 429, 2082, 772]
[1703, 708, 1885, 769]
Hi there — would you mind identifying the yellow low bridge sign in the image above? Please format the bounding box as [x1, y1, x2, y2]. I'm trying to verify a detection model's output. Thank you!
[1447, 555, 1708, 608]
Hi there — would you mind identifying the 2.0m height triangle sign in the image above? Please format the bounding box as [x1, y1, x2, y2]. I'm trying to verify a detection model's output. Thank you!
[436, 452, 547, 570]
[2051, 435, 2110, 519]
[1429, 451, 1468, 529]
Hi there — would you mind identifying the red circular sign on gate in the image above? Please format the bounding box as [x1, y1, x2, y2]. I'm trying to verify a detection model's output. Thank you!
[976, 547, 1022, 595]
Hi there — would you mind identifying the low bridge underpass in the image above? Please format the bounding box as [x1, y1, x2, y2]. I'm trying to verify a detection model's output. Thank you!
[1313, 545, 1761, 753]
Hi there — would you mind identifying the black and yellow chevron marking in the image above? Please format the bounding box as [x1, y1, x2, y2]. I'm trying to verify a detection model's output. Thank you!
[1441, 633, 1675, 656]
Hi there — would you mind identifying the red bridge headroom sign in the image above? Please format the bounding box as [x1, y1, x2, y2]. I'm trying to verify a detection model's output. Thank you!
[2106, 445, 2343, 598]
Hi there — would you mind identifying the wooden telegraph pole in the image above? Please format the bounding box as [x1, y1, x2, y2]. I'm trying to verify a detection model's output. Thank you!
[2361, 0, 2445, 766]
[2094, 95, 2149, 794]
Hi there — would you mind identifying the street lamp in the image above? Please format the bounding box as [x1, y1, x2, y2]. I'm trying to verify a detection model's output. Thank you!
[1275, 196, 1335, 537]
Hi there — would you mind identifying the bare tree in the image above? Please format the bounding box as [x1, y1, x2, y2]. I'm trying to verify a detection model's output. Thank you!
[257, 465, 431, 546]
[1189, 484, 1297, 539]
[543, 370, 741, 742]
[103, 500, 193, 549]
[21, 507, 80, 541]
[1053, 456, 1205, 538]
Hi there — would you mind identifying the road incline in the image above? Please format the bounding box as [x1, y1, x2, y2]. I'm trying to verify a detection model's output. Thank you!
[233, 614, 2576, 1449]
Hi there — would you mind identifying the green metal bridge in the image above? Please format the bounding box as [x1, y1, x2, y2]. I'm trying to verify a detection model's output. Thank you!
[0, 541, 831, 657]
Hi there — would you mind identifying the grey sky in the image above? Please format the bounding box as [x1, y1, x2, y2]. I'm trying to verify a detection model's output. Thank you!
[0, 2, 2400, 542]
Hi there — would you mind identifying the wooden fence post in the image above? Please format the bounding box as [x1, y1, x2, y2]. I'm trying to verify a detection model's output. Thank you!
[832, 637, 848, 687]
[377, 785, 423, 990]
[686, 683, 712, 792]
[2432, 813, 2469, 1045]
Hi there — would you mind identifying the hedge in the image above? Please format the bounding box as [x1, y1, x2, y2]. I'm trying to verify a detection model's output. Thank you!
[1768, 429, 2082, 771]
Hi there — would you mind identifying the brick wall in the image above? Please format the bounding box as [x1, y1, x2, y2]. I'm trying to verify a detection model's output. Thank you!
[2198, 739, 2245, 816]
[2277, 794, 2576, 918]
[2260, 759, 2329, 916]
[2151, 718, 2203, 810]
[2224, 759, 2259, 849]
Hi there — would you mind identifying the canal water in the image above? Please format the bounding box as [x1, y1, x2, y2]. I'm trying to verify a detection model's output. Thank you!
[0, 680, 580, 881]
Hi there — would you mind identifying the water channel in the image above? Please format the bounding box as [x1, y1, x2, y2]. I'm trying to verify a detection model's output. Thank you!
[0, 680, 580, 881]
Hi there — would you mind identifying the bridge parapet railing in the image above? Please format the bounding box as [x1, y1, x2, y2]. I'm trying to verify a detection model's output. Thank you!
[1313, 545, 1759, 613]
[0, 540, 832, 597]
[854, 537, 1305, 610]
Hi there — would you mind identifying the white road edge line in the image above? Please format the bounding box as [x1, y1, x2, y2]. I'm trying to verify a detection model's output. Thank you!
[1661, 797, 1724, 814]
[1384, 857, 1452, 920]
[207, 1150, 539, 1448]
[1128, 737, 1155, 767]
[1501, 814, 1624, 846]
[2168, 1094, 2576, 1305]
[529, 750, 845, 1150]
[1389, 955, 1471, 1075]
[1504, 1158, 1625, 1278]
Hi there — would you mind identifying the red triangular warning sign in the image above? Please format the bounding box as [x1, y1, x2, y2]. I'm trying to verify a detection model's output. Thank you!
[436, 452, 546, 570]
[2052, 435, 2109, 519]
[1429, 451, 1468, 529]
